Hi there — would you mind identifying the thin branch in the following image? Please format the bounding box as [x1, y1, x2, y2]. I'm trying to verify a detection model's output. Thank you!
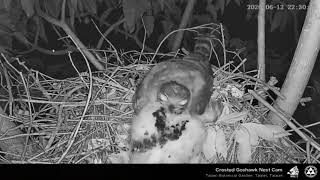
[91, 19, 122, 65]
[151, 23, 219, 62]
[61, 0, 66, 22]
[96, 18, 126, 49]
[171, 0, 197, 52]
[1, 66, 13, 116]
[35, 0, 104, 70]
[57, 35, 94, 163]
[97, 17, 154, 52]
[138, 16, 147, 63]
[249, 90, 320, 152]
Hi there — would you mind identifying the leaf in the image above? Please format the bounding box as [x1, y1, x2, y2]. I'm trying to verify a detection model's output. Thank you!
[161, 20, 174, 34]
[271, 0, 281, 4]
[222, 102, 231, 114]
[245, 0, 259, 21]
[270, 11, 282, 32]
[229, 38, 245, 49]
[102, 0, 117, 8]
[0, 0, 11, 10]
[77, 0, 84, 13]
[122, 0, 149, 33]
[206, 4, 217, 21]
[44, 0, 62, 18]
[14, 15, 28, 34]
[241, 123, 290, 143]
[0, 36, 12, 53]
[82, 0, 97, 14]
[151, 0, 162, 15]
[226, 0, 230, 6]
[217, 111, 248, 124]
[215, 103, 230, 121]
[68, 0, 76, 29]
[234, 0, 240, 6]
[235, 128, 251, 163]
[313, 79, 320, 94]
[159, 0, 165, 10]
[202, 126, 217, 160]
[279, 11, 288, 32]
[181, 47, 190, 55]
[258, 124, 291, 140]
[237, 124, 259, 146]
[159, 20, 175, 48]
[13, 32, 30, 46]
[215, 0, 225, 15]
[100, 8, 112, 22]
[142, 15, 154, 37]
[192, 14, 212, 24]
[245, 10, 252, 21]
[0, 11, 13, 32]
[21, 0, 34, 17]
[36, 17, 48, 43]
[215, 127, 227, 158]
[163, 0, 177, 16]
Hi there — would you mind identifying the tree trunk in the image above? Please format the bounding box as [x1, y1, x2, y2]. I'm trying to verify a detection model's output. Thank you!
[268, 0, 320, 126]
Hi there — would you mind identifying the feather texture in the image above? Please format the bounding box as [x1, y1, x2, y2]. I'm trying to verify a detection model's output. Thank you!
[130, 35, 218, 163]
[133, 36, 215, 115]
[129, 103, 206, 163]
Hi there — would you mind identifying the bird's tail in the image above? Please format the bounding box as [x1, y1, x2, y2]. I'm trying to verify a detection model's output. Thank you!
[193, 34, 217, 62]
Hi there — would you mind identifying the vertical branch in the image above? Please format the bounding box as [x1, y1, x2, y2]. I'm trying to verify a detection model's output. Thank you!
[61, 0, 66, 22]
[257, 0, 266, 82]
[171, 0, 197, 52]
[268, 0, 320, 126]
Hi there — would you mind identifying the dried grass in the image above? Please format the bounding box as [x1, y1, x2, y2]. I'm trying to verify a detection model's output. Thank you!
[0, 24, 318, 164]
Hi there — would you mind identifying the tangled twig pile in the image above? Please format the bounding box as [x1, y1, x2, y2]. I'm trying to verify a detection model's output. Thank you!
[0, 25, 319, 164]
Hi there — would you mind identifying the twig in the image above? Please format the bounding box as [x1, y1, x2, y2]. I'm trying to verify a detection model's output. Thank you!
[35, 0, 104, 70]
[61, 0, 66, 22]
[19, 71, 33, 160]
[57, 34, 94, 163]
[45, 53, 85, 151]
[249, 90, 320, 152]
[91, 19, 122, 65]
[1, 61, 13, 116]
[67, 52, 89, 88]
[151, 23, 218, 62]
[171, 0, 197, 52]
[220, 24, 228, 71]
[97, 18, 126, 49]
[213, 66, 285, 100]
[138, 16, 147, 63]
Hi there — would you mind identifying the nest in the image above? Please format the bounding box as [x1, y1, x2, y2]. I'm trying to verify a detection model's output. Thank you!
[0, 25, 319, 164]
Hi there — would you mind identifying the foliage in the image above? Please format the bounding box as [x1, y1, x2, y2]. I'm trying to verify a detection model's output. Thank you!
[0, 0, 308, 56]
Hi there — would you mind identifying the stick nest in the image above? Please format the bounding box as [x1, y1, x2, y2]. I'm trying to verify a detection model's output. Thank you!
[0, 26, 318, 164]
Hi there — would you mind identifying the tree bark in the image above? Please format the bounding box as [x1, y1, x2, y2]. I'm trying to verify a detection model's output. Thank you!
[257, 0, 266, 82]
[171, 0, 197, 52]
[268, 0, 320, 126]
